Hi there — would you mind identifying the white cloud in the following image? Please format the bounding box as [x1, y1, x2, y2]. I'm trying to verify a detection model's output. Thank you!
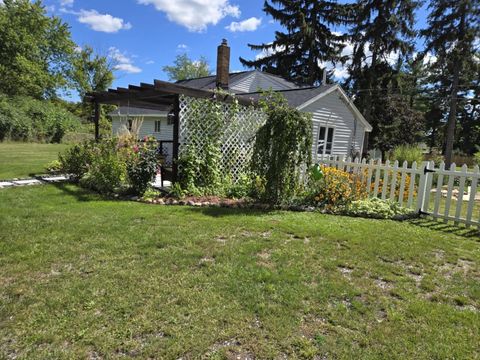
[109, 47, 142, 74]
[226, 17, 261, 32]
[177, 44, 189, 51]
[115, 63, 142, 74]
[60, 0, 74, 7]
[146, 60, 155, 65]
[137, 0, 240, 32]
[78, 10, 132, 33]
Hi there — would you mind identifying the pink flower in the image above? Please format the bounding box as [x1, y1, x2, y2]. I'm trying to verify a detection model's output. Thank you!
[133, 145, 139, 153]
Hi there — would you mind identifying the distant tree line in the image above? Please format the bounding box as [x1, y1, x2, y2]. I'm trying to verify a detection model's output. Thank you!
[241, 0, 480, 165]
[0, 0, 115, 142]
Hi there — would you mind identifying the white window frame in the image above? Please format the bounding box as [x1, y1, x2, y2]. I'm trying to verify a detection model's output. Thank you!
[317, 125, 335, 157]
[154, 120, 161, 133]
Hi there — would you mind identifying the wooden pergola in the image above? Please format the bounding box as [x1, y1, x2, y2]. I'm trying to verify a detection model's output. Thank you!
[85, 79, 255, 182]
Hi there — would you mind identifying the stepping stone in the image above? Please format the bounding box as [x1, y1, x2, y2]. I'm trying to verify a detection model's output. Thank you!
[12, 179, 42, 186]
[0, 181, 13, 188]
[42, 176, 68, 183]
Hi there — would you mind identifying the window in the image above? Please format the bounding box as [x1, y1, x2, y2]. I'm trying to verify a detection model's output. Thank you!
[154, 120, 161, 133]
[317, 126, 334, 156]
[127, 119, 133, 131]
[167, 116, 174, 126]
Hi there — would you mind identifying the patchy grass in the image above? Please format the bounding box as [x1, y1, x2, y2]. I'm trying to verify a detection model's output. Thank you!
[0, 185, 479, 359]
[0, 142, 67, 179]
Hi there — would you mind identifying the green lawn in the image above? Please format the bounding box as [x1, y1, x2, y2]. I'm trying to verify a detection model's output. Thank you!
[0, 185, 479, 359]
[0, 142, 68, 179]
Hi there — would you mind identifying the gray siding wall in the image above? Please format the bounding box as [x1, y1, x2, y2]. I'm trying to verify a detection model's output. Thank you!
[301, 91, 365, 162]
[111, 116, 173, 141]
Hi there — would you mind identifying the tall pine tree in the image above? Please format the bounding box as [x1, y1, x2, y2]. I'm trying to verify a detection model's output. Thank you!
[422, 0, 479, 166]
[345, 0, 419, 155]
[239, 0, 349, 86]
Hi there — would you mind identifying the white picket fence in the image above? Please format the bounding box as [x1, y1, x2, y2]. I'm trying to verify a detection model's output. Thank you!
[320, 157, 480, 229]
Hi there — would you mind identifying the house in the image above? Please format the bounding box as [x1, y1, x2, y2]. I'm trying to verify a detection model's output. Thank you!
[110, 39, 372, 164]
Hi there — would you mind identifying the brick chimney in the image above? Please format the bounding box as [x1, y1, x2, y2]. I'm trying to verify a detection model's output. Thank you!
[216, 39, 230, 90]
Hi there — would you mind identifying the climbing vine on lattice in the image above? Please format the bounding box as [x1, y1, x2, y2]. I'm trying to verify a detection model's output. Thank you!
[178, 93, 265, 193]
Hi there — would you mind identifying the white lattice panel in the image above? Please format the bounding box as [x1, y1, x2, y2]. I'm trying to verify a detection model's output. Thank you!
[178, 95, 265, 182]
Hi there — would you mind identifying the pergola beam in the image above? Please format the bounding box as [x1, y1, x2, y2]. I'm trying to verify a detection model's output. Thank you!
[86, 79, 256, 107]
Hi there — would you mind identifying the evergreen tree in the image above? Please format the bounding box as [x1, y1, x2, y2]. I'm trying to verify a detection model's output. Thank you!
[240, 0, 349, 86]
[422, 0, 479, 166]
[345, 0, 420, 154]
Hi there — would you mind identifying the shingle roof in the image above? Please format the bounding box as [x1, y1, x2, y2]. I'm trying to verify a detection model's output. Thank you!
[238, 85, 337, 108]
[176, 71, 251, 90]
[176, 70, 300, 92]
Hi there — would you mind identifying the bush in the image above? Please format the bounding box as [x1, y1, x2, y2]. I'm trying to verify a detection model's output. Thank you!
[45, 160, 62, 174]
[0, 95, 80, 143]
[390, 145, 424, 166]
[125, 136, 160, 195]
[59, 141, 95, 180]
[345, 198, 417, 220]
[308, 165, 366, 210]
[59, 136, 160, 196]
[474, 152, 480, 166]
[78, 139, 126, 194]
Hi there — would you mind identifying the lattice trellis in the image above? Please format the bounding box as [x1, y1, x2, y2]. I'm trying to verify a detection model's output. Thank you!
[178, 95, 266, 182]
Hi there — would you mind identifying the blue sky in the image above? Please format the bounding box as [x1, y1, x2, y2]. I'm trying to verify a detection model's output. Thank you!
[43, 0, 429, 100]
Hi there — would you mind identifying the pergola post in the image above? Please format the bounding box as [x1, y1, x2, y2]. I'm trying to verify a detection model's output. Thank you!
[172, 95, 180, 182]
[93, 101, 100, 142]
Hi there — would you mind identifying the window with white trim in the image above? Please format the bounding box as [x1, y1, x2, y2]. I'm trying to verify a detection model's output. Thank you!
[154, 120, 161, 133]
[317, 126, 334, 156]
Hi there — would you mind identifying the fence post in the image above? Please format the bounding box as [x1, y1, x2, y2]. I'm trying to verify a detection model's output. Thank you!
[466, 165, 479, 228]
[454, 164, 468, 226]
[422, 160, 435, 213]
[416, 161, 429, 213]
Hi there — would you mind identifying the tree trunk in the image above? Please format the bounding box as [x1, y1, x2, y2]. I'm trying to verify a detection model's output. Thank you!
[444, 8, 465, 168]
[444, 62, 460, 167]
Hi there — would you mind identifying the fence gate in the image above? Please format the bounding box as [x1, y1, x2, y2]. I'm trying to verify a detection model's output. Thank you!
[320, 157, 480, 229]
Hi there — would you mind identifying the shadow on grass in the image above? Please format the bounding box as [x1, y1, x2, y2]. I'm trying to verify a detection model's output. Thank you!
[408, 218, 480, 239]
[51, 182, 103, 202]
[184, 205, 276, 218]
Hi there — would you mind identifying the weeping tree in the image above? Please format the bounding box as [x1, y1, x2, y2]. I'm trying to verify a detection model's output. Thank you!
[251, 92, 312, 204]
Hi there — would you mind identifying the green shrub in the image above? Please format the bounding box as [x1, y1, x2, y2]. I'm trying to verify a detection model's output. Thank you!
[345, 198, 417, 220]
[79, 139, 126, 194]
[45, 160, 62, 174]
[59, 141, 95, 180]
[225, 174, 254, 199]
[390, 145, 424, 166]
[0, 95, 80, 143]
[125, 136, 159, 195]
[473, 152, 480, 166]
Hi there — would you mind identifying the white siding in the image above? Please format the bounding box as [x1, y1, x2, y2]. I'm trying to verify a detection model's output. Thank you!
[111, 116, 173, 141]
[301, 91, 366, 162]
